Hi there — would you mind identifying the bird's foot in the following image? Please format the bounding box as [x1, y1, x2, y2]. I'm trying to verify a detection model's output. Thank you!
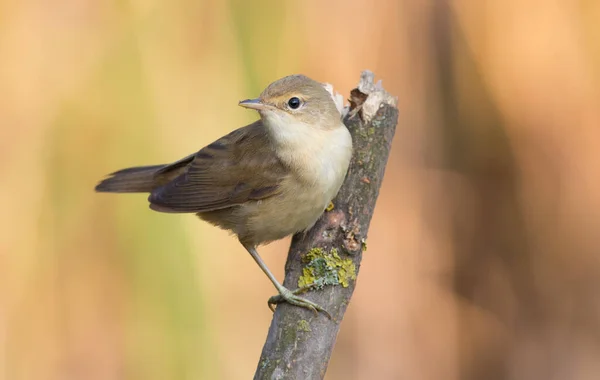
[268, 286, 331, 319]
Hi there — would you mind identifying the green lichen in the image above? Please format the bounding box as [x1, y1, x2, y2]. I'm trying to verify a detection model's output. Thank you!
[259, 358, 269, 370]
[297, 320, 312, 332]
[361, 239, 367, 252]
[358, 126, 376, 140]
[297, 247, 357, 289]
[281, 326, 298, 348]
[357, 151, 367, 164]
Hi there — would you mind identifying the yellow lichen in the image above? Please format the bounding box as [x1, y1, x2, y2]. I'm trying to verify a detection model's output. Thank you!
[325, 202, 335, 212]
[338, 260, 357, 287]
[297, 320, 312, 332]
[298, 267, 316, 288]
[297, 247, 357, 289]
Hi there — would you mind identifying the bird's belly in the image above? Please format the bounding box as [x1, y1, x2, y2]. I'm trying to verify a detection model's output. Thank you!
[241, 188, 330, 246]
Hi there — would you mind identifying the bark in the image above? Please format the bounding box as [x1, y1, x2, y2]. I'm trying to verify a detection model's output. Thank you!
[254, 71, 399, 380]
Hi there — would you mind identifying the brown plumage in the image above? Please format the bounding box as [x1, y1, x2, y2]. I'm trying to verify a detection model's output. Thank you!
[95, 74, 352, 316]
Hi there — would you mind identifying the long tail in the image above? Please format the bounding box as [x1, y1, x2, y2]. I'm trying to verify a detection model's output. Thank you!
[95, 165, 166, 193]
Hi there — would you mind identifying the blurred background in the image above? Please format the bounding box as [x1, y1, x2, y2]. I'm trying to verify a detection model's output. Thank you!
[2, 0, 600, 379]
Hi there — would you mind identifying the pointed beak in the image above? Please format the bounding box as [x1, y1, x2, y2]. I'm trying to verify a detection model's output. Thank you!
[238, 98, 267, 110]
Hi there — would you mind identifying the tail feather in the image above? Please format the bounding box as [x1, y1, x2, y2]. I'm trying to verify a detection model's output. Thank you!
[95, 165, 165, 193]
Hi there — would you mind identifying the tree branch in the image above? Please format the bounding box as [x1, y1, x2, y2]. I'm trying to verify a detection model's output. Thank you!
[254, 71, 399, 380]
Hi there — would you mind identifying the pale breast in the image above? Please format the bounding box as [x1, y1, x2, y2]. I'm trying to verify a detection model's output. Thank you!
[241, 185, 328, 244]
[240, 124, 352, 245]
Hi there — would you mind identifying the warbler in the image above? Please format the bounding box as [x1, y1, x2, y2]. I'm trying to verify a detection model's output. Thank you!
[96, 75, 352, 316]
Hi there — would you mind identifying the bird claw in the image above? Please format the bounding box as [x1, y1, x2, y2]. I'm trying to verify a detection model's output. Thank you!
[267, 287, 332, 319]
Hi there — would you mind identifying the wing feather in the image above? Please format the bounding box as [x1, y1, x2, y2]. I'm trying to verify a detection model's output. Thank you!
[148, 121, 287, 213]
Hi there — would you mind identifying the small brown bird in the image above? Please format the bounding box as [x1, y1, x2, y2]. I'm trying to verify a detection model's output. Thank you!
[96, 74, 352, 315]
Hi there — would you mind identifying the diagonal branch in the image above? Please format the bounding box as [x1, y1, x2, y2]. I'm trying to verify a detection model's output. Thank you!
[254, 71, 399, 380]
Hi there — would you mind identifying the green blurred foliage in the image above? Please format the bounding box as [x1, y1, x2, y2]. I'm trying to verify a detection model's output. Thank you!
[3, 0, 600, 379]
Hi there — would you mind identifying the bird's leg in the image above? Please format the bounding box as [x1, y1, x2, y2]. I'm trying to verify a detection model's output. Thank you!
[241, 242, 331, 319]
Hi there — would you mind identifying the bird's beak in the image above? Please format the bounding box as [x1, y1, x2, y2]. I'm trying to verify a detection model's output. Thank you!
[238, 98, 268, 110]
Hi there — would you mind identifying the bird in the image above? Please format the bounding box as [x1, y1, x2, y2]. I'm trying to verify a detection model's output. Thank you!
[95, 74, 353, 316]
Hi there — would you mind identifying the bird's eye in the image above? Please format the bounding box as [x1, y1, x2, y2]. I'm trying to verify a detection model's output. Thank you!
[287, 97, 301, 109]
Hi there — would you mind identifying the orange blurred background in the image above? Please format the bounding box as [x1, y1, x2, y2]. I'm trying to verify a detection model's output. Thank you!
[2, 1, 600, 379]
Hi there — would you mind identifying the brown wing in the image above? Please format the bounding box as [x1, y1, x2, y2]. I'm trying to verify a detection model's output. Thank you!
[148, 121, 287, 213]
